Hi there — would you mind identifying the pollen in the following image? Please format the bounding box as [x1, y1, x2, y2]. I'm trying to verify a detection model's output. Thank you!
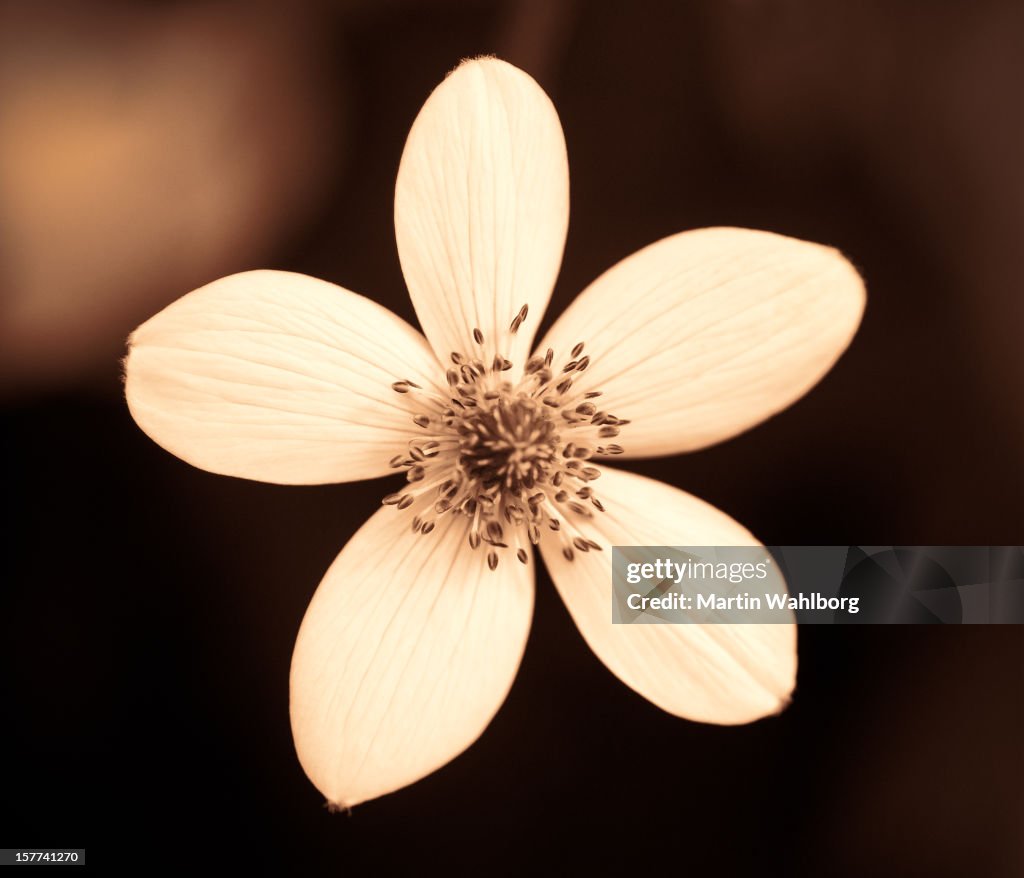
[381, 305, 627, 569]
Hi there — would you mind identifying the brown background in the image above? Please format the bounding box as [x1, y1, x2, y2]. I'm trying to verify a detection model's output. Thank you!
[3, 0, 1022, 873]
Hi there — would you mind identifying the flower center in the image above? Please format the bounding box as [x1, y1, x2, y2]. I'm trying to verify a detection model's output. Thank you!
[458, 397, 557, 491]
[382, 305, 628, 570]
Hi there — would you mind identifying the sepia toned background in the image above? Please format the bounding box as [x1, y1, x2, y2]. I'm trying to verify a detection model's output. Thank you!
[3, 0, 1022, 873]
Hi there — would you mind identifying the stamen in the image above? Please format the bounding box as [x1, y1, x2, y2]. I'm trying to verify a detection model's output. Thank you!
[509, 303, 529, 335]
[379, 310, 629, 569]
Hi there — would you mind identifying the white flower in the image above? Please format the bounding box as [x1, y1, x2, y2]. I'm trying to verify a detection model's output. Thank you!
[124, 57, 865, 807]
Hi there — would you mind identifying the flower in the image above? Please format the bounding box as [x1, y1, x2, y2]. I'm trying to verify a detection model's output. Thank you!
[124, 57, 865, 807]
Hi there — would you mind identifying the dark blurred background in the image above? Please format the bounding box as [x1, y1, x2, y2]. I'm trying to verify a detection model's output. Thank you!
[3, 0, 1022, 873]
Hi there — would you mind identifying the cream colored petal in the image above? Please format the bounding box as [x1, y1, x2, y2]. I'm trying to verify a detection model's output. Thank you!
[539, 465, 796, 724]
[395, 57, 569, 372]
[125, 270, 441, 485]
[537, 227, 865, 456]
[290, 505, 534, 807]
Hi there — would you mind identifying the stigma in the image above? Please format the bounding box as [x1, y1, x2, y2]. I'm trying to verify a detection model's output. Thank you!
[382, 305, 628, 569]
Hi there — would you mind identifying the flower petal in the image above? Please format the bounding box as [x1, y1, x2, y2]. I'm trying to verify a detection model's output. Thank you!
[395, 57, 569, 371]
[290, 505, 534, 806]
[536, 227, 865, 456]
[539, 465, 796, 724]
[125, 270, 441, 485]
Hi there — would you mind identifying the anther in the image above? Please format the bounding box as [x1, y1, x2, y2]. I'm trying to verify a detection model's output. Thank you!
[510, 303, 529, 334]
